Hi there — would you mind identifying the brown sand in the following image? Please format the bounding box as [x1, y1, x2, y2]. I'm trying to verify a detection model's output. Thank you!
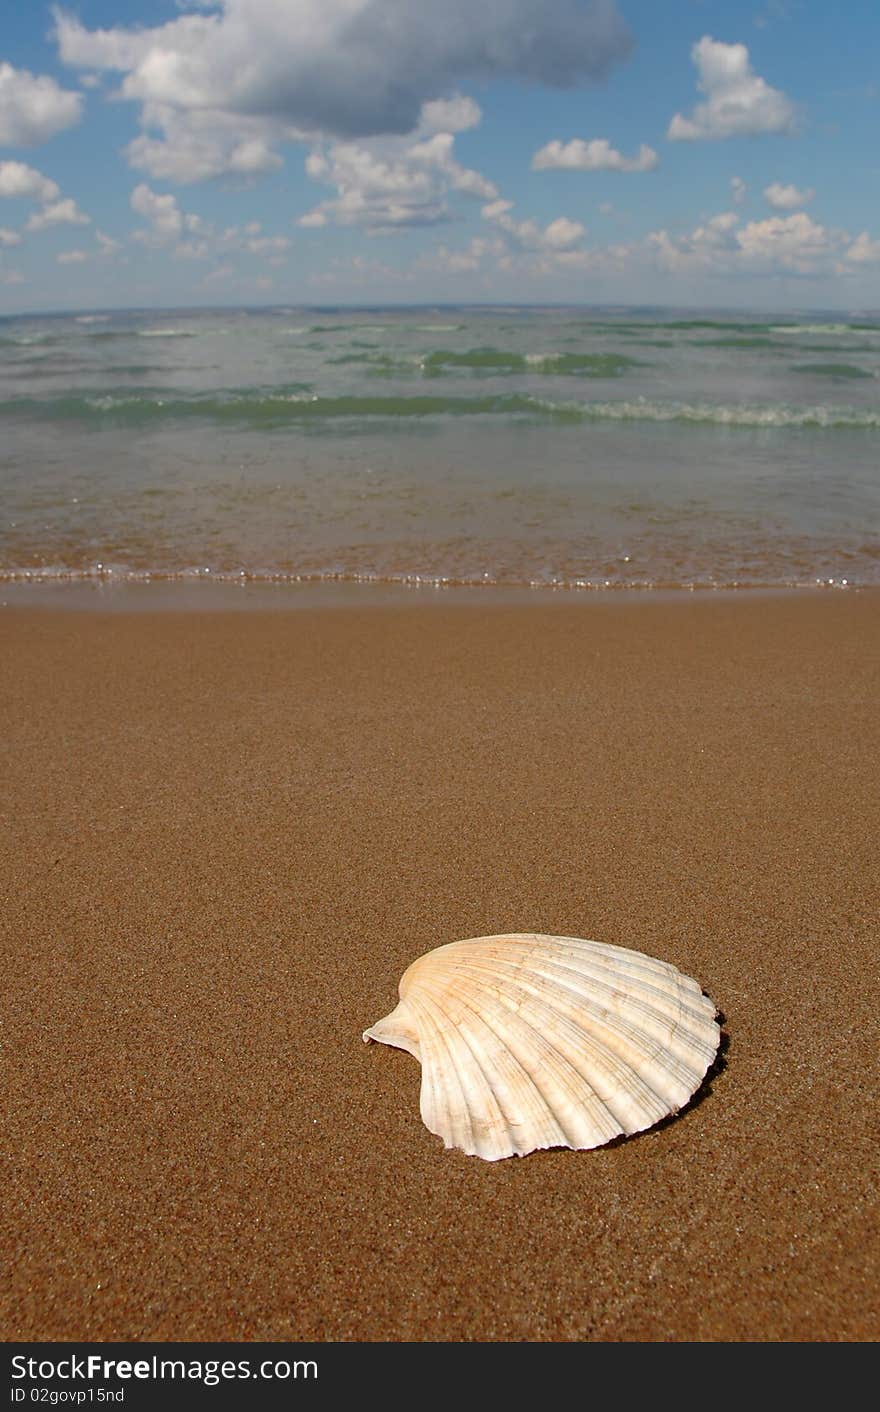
[1, 591, 878, 1342]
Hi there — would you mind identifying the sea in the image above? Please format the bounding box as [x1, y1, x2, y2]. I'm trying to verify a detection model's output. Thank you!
[2, 304, 879, 593]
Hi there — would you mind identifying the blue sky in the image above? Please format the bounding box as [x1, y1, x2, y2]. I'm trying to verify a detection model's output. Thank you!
[1, 0, 878, 312]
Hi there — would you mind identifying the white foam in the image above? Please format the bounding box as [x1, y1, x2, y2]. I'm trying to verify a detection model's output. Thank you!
[138, 328, 195, 338]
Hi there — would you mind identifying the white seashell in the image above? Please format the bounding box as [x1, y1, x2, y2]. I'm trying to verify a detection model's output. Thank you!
[363, 933, 720, 1161]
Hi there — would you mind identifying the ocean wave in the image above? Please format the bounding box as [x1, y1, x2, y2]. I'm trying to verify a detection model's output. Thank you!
[0, 563, 865, 592]
[770, 322, 880, 336]
[790, 363, 874, 380]
[0, 390, 572, 425]
[2, 389, 879, 429]
[663, 319, 775, 332]
[577, 399, 880, 427]
[309, 323, 389, 333]
[422, 347, 642, 375]
[1, 333, 57, 346]
[137, 328, 197, 338]
[698, 337, 777, 349]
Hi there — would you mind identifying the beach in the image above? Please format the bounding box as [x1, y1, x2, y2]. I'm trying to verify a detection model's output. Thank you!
[2, 588, 877, 1342]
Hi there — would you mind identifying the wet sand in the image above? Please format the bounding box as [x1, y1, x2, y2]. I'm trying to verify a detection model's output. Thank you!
[1, 591, 878, 1341]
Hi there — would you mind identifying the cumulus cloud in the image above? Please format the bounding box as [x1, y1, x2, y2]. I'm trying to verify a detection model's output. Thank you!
[95, 229, 122, 256]
[130, 182, 184, 240]
[479, 199, 508, 219]
[0, 160, 60, 204]
[0, 161, 89, 241]
[644, 209, 842, 277]
[420, 233, 506, 274]
[124, 87, 484, 187]
[730, 175, 746, 203]
[539, 216, 586, 249]
[54, 0, 632, 148]
[126, 104, 286, 183]
[0, 61, 83, 146]
[763, 180, 814, 210]
[0, 226, 22, 246]
[243, 233, 290, 256]
[410, 203, 880, 286]
[130, 185, 292, 266]
[411, 133, 496, 197]
[532, 137, 658, 172]
[736, 212, 833, 270]
[668, 36, 797, 140]
[57, 248, 88, 263]
[419, 94, 482, 135]
[25, 197, 90, 231]
[647, 211, 740, 272]
[483, 199, 585, 251]
[846, 231, 880, 264]
[298, 125, 497, 232]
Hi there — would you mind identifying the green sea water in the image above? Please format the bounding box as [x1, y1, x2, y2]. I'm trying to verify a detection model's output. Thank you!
[1, 304, 878, 590]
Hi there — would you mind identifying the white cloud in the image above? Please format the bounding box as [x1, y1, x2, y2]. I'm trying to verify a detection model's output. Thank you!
[1, 161, 89, 242]
[0, 61, 82, 146]
[423, 235, 503, 274]
[125, 90, 485, 187]
[483, 200, 585, 251]
[0, 227, 22, 246]
[763, 180, 814, 210]
[419, 94, 482, 135]
[736, 212, 833, 270]
[130, 182, 183, 240]
[668, 36, 798, 140]
[532, 138, 658, 172]
[481, 199, 513, 220]
[730, 175, 746, 203]
[1, 268, 25, 285]
[95, 229, 122, 256]
[174, 239, 211, 259]
[130, 188, 292, 266]
[0, 160, 60, 204]
[54, 0, 632, 147]
[644, 209, 842, 277]
[846, 231, 880, 264]
[57, 249, 88, 264]
[409, 133, 496, 198]
[541, 216, 587, 249]
[126, 104, 286, 183]
[647, 211, 740, 272]
[300, 143, 447, 230]
[25, 197, 90, 232]
[244, 234, 290, 258]
[298, 127, 497, 232]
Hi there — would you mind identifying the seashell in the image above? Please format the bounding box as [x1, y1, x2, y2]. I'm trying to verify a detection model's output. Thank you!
[363, 933, 720, 1161]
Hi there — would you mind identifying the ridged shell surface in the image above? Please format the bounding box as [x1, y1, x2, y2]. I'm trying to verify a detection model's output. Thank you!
[363, 934, 720, 1161]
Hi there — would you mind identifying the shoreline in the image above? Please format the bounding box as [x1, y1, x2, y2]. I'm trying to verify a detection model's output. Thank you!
[3, 592, 878, 1341]
[1, 576, 874, 614]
